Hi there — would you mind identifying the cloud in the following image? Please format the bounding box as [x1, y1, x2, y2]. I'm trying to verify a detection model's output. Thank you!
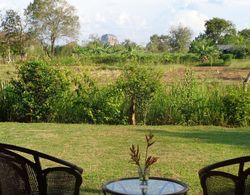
[0, 2, 7, 10]
[171, 10, 208, 36]
[117, 12, 130, 25]
[95, 13, 107, 23]
[4, 0, 250, 44]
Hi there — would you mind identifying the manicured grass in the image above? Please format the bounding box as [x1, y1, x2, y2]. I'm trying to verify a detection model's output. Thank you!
[0, 123, 249, 194]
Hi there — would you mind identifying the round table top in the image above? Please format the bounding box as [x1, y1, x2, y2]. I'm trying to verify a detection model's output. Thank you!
[102, 177, 188, 195]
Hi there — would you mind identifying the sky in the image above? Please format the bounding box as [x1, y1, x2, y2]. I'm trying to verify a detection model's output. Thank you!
[0, 0, 250, 45]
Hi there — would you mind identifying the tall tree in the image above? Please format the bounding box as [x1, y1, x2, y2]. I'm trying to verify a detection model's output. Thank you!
[205, 17, 236, 44]
[239, 29, 250, 41]
[146, 34, 171, 52]
[25, 0, 80, 56]
[0, 9, 28, 62]
[122, 39, 141, 50]
[169, 25, 192, 52]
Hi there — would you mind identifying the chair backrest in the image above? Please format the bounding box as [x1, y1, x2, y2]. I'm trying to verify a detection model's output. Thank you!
[198, 156, 250, 195]
[0, 143, 83, 195]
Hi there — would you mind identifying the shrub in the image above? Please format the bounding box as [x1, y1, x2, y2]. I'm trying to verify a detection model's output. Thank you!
[179, 53, 200, 64]
[0, 81, 15, 121]
[231, 46, 248, 59]
[91, 85, 128, 124]
[146, 87, 171, 125]
[54, 73, 97, 123]
[9, 61, 70, 122]
[146, 70, 236, 126]
[222, 87, 250, 126]
[221, 54, 233, 65]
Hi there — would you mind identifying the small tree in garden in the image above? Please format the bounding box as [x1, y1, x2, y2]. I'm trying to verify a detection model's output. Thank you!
[118, 65, 162, 125]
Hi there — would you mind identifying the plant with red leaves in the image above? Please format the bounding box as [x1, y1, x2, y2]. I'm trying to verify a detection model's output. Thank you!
[129, 132, 159, 182]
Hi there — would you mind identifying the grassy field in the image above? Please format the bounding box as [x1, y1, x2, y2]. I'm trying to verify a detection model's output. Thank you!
[0, 123, 249, 194]
[1, 60, 250, 86]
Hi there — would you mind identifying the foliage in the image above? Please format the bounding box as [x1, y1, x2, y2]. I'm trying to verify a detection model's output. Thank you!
[190, 36, 220, 64]
[147, 68, 249, 127]
[239, 29, 250, 41]
[54, 72, 98, 123]
[146, 25, 192, 53]
[74, 45, 200, 65]
[146, 34, 171, 52]
[0, 9, 28, 62]
[169, 25, 192, 53]
[230, 46, 248, 59]
[0, 62, 249, 127]
[121, 39, 142, 51]
[55, 74, 127, 124]
[90, 85, 127, 124]
[221, 54, 233, 65]
[0, 81, 15, 121]
[55, 41, 78, 56]
[117, 65, 162, 125]
[204, 17, 236, 44]
[222, 88, 250, 126]
[25, 0, 80, 56]
[9, 61, 70, 122]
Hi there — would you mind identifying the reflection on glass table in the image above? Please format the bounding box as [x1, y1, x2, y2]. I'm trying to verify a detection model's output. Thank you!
[102, 177, 188, 195]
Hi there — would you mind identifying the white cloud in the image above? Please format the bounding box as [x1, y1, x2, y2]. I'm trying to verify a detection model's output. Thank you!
[117, 12, 130, 25]
[95, 13, 107, 23]
[0, 2, 7, 9]
[3, 0, 250, 44]
[171, 10, 208, 36]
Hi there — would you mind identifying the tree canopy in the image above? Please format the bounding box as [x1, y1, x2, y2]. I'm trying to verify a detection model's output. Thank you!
[169, 25, 192, 53]
[0, 9, 28, 62]
[205, 17, 236, 44]
[25, 0, 80, 56]
[239, 29, 250, 41]
[146, 34, 171, 52]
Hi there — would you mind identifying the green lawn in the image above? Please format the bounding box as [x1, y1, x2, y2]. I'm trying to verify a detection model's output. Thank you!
[0, 123, 249, 194]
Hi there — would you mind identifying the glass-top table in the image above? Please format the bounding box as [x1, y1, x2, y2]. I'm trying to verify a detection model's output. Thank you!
[102, 177, 188, 195]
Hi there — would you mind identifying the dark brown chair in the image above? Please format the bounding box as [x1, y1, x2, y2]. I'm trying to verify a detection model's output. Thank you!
[198, 156, 250, 195]
[0, 143, 83, 195]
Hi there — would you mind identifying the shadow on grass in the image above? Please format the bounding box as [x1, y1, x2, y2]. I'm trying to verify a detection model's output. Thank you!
[80, 188, 101, 194]
[135, 128, 250, 148]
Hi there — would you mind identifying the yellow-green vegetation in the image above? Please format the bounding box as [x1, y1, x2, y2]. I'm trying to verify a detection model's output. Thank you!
[1, 60, 250, 85]
[229, 59, 250, 69]
[0, 64, 17, 82]
[0, 123, 249, 194]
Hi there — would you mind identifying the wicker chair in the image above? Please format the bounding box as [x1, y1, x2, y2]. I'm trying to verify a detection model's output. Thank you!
[198, 156, 250, 195]
[0, 143, 83, 195]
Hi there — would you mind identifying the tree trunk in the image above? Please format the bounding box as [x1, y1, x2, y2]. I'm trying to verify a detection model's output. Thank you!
[7, 44, 12, 64]
[51, 36, 55, 56]
[130, 96, 136, 125]
[243, 72, 250, 92]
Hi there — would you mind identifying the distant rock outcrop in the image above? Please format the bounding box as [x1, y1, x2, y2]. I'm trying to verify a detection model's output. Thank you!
[101, 34, 119, 46]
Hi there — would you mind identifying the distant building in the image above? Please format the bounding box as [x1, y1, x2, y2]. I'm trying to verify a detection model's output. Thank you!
[101, 34, 119, 46]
